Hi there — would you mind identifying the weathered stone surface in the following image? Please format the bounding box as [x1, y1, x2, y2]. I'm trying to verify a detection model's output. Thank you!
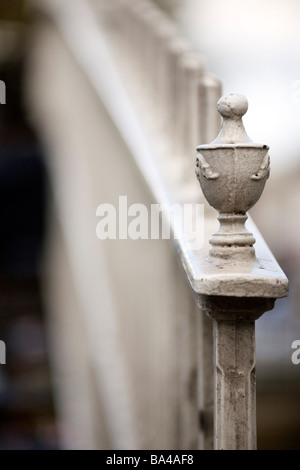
[196, 94, 270, 262]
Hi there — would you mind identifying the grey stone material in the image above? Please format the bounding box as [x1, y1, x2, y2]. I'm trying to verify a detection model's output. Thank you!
[195, 94, 288, 450]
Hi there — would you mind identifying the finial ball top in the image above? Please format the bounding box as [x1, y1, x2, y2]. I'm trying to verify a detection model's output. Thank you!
[217, 93, 248, 120]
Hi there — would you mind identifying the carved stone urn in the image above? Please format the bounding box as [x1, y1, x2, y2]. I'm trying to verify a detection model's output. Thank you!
[196, 93, 270, 261]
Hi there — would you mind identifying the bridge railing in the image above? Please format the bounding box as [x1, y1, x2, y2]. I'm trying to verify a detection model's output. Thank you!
[27, 0, 288, 450]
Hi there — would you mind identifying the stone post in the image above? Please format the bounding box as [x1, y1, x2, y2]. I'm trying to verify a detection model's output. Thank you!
[195, 94, 285, 450]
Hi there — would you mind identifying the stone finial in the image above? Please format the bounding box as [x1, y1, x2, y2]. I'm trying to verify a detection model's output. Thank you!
[196, 93, 270, 262]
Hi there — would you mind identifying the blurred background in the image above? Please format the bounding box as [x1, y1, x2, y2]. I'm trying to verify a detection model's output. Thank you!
[0, 0, 58, 450]
[0, 0, 300, 450]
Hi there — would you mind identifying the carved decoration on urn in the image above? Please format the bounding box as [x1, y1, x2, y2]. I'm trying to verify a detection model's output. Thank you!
[196, 93, 270, 261]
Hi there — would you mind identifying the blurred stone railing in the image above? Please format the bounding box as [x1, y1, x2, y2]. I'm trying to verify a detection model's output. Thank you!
[27, 0, 288, 450]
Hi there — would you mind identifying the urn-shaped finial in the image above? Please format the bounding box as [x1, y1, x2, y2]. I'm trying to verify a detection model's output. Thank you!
[196, 93, 270, 261]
